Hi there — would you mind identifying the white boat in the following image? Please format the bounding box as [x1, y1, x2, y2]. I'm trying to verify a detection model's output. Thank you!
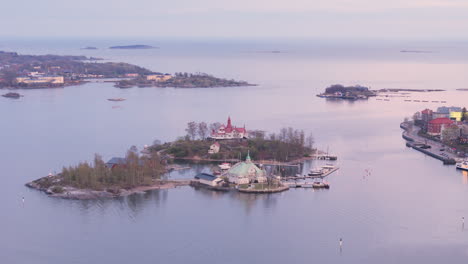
[312, 180, 330, 189]
[308, 168, 323, 176]
[321, 165, 336, 171]
[456, 160, 468, 171]
[218, 163, 231, 170]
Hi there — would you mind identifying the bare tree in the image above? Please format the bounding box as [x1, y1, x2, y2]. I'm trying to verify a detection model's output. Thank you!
[209, 122, 221, 132]
[185, 121, 198, 140]
[306, 132, 315, 149]
[250, 130, 266, 140]
[198, 122, 208, 140]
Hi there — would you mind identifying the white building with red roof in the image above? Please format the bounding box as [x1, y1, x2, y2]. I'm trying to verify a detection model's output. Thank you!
[210, 117, 248, 140]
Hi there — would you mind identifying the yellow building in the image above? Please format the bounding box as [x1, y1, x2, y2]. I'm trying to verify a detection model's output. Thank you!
[450, 111, 463, 121]
[146, 74, 172, 82]
[16, 76, 64, 84]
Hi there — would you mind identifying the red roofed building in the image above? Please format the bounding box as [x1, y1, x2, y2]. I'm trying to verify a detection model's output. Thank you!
[427, 118, 454, 136]
[211, 117, 248, 139]
[421, 109, 433, 123]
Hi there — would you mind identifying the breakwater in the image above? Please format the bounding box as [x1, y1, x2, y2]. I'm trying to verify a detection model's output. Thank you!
[400, 122, 457, 165]
[405, 142, 456, 165]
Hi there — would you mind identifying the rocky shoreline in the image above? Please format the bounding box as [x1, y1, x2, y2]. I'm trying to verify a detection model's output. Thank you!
[25, 178, 190, 200]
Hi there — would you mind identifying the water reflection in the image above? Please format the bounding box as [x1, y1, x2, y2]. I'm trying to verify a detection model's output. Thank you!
[462, 170, 468, 185]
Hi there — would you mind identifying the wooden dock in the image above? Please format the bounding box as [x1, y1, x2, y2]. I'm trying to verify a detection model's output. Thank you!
[282, 167, 339, 181]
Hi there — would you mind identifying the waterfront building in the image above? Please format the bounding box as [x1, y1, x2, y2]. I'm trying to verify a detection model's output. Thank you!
[16, 75, 64, 84]
[146, 74, 172, 81]
[224, 153, 267, 184]
[210, 117, 247, 140]
[449, 111, 463, 122]
[125, 73, 139, 78]
[195, 173, 224, 187]
[433, 112, 449, 119]
[427, 118, 454, 136]
[437, 106, 461, 115]
[421, 109, 433, 122]
[208, 142, 220, 154]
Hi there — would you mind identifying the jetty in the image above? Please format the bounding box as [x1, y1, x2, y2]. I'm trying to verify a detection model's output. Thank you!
[237, 185, 289, 193]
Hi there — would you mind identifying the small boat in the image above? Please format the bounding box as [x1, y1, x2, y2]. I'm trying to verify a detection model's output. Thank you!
[218, 163, 231, 170]
[312, 180, 330, 189]
[321, 165, 336, 171]
[108, 98, 126, 101]
[107, 98, 126, 102]
[456, 160, 468, 171]
[308, 168, 323, 176]
[2, 92, 22, 99]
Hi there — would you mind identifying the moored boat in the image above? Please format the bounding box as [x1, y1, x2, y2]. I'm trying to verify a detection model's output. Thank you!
[456, 160, 468, 171]
[218, 163, 231, 170]
[308, 168, 323, 177]
[107, 98, 126, 102]
[312, 180, 330, 189]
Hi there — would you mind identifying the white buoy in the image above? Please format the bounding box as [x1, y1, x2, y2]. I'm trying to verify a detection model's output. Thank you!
[339, 238, 343, 248]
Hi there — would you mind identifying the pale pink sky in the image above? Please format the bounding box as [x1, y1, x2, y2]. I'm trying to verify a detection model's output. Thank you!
[2, 0, 468, 39]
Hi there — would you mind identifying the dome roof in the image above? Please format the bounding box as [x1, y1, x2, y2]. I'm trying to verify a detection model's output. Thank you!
[226, 158, 265, 178]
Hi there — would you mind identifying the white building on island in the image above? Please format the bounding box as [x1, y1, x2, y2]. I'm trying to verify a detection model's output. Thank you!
[208, 142, 220, 154]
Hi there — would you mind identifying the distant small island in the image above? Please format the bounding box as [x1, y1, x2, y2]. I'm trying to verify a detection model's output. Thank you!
[317, 84, 376, 100]
[81, 46, 98, 50]
[400, 50, 434, 53]
[109, 45, 156, 49]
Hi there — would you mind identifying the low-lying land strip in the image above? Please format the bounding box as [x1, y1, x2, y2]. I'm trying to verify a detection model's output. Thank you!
[0, 51, 255, 89]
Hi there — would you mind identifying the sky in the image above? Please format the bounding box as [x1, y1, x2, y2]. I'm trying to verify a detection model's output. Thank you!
[2, 0, 468, 40]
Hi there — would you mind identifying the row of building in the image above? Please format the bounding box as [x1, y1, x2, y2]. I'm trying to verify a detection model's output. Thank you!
[16, 75, 65, 85]
[417, 106, 467, 143]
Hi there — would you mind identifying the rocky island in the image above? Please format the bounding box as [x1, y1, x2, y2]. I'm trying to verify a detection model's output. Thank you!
[26, 120, 319, 199]
[317, 84, 376, 100]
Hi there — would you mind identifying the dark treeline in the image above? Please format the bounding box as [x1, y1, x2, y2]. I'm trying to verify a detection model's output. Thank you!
[248, 127, 314, 161]
[59, 148, 165, 190]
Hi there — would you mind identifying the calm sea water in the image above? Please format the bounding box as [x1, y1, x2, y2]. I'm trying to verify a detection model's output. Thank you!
[1, 38, 468, 263]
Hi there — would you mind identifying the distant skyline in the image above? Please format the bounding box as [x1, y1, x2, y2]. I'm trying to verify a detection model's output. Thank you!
[2, 0, 468, 40]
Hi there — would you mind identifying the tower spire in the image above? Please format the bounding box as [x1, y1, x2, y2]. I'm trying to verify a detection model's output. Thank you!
[227, 116, 232, 129]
